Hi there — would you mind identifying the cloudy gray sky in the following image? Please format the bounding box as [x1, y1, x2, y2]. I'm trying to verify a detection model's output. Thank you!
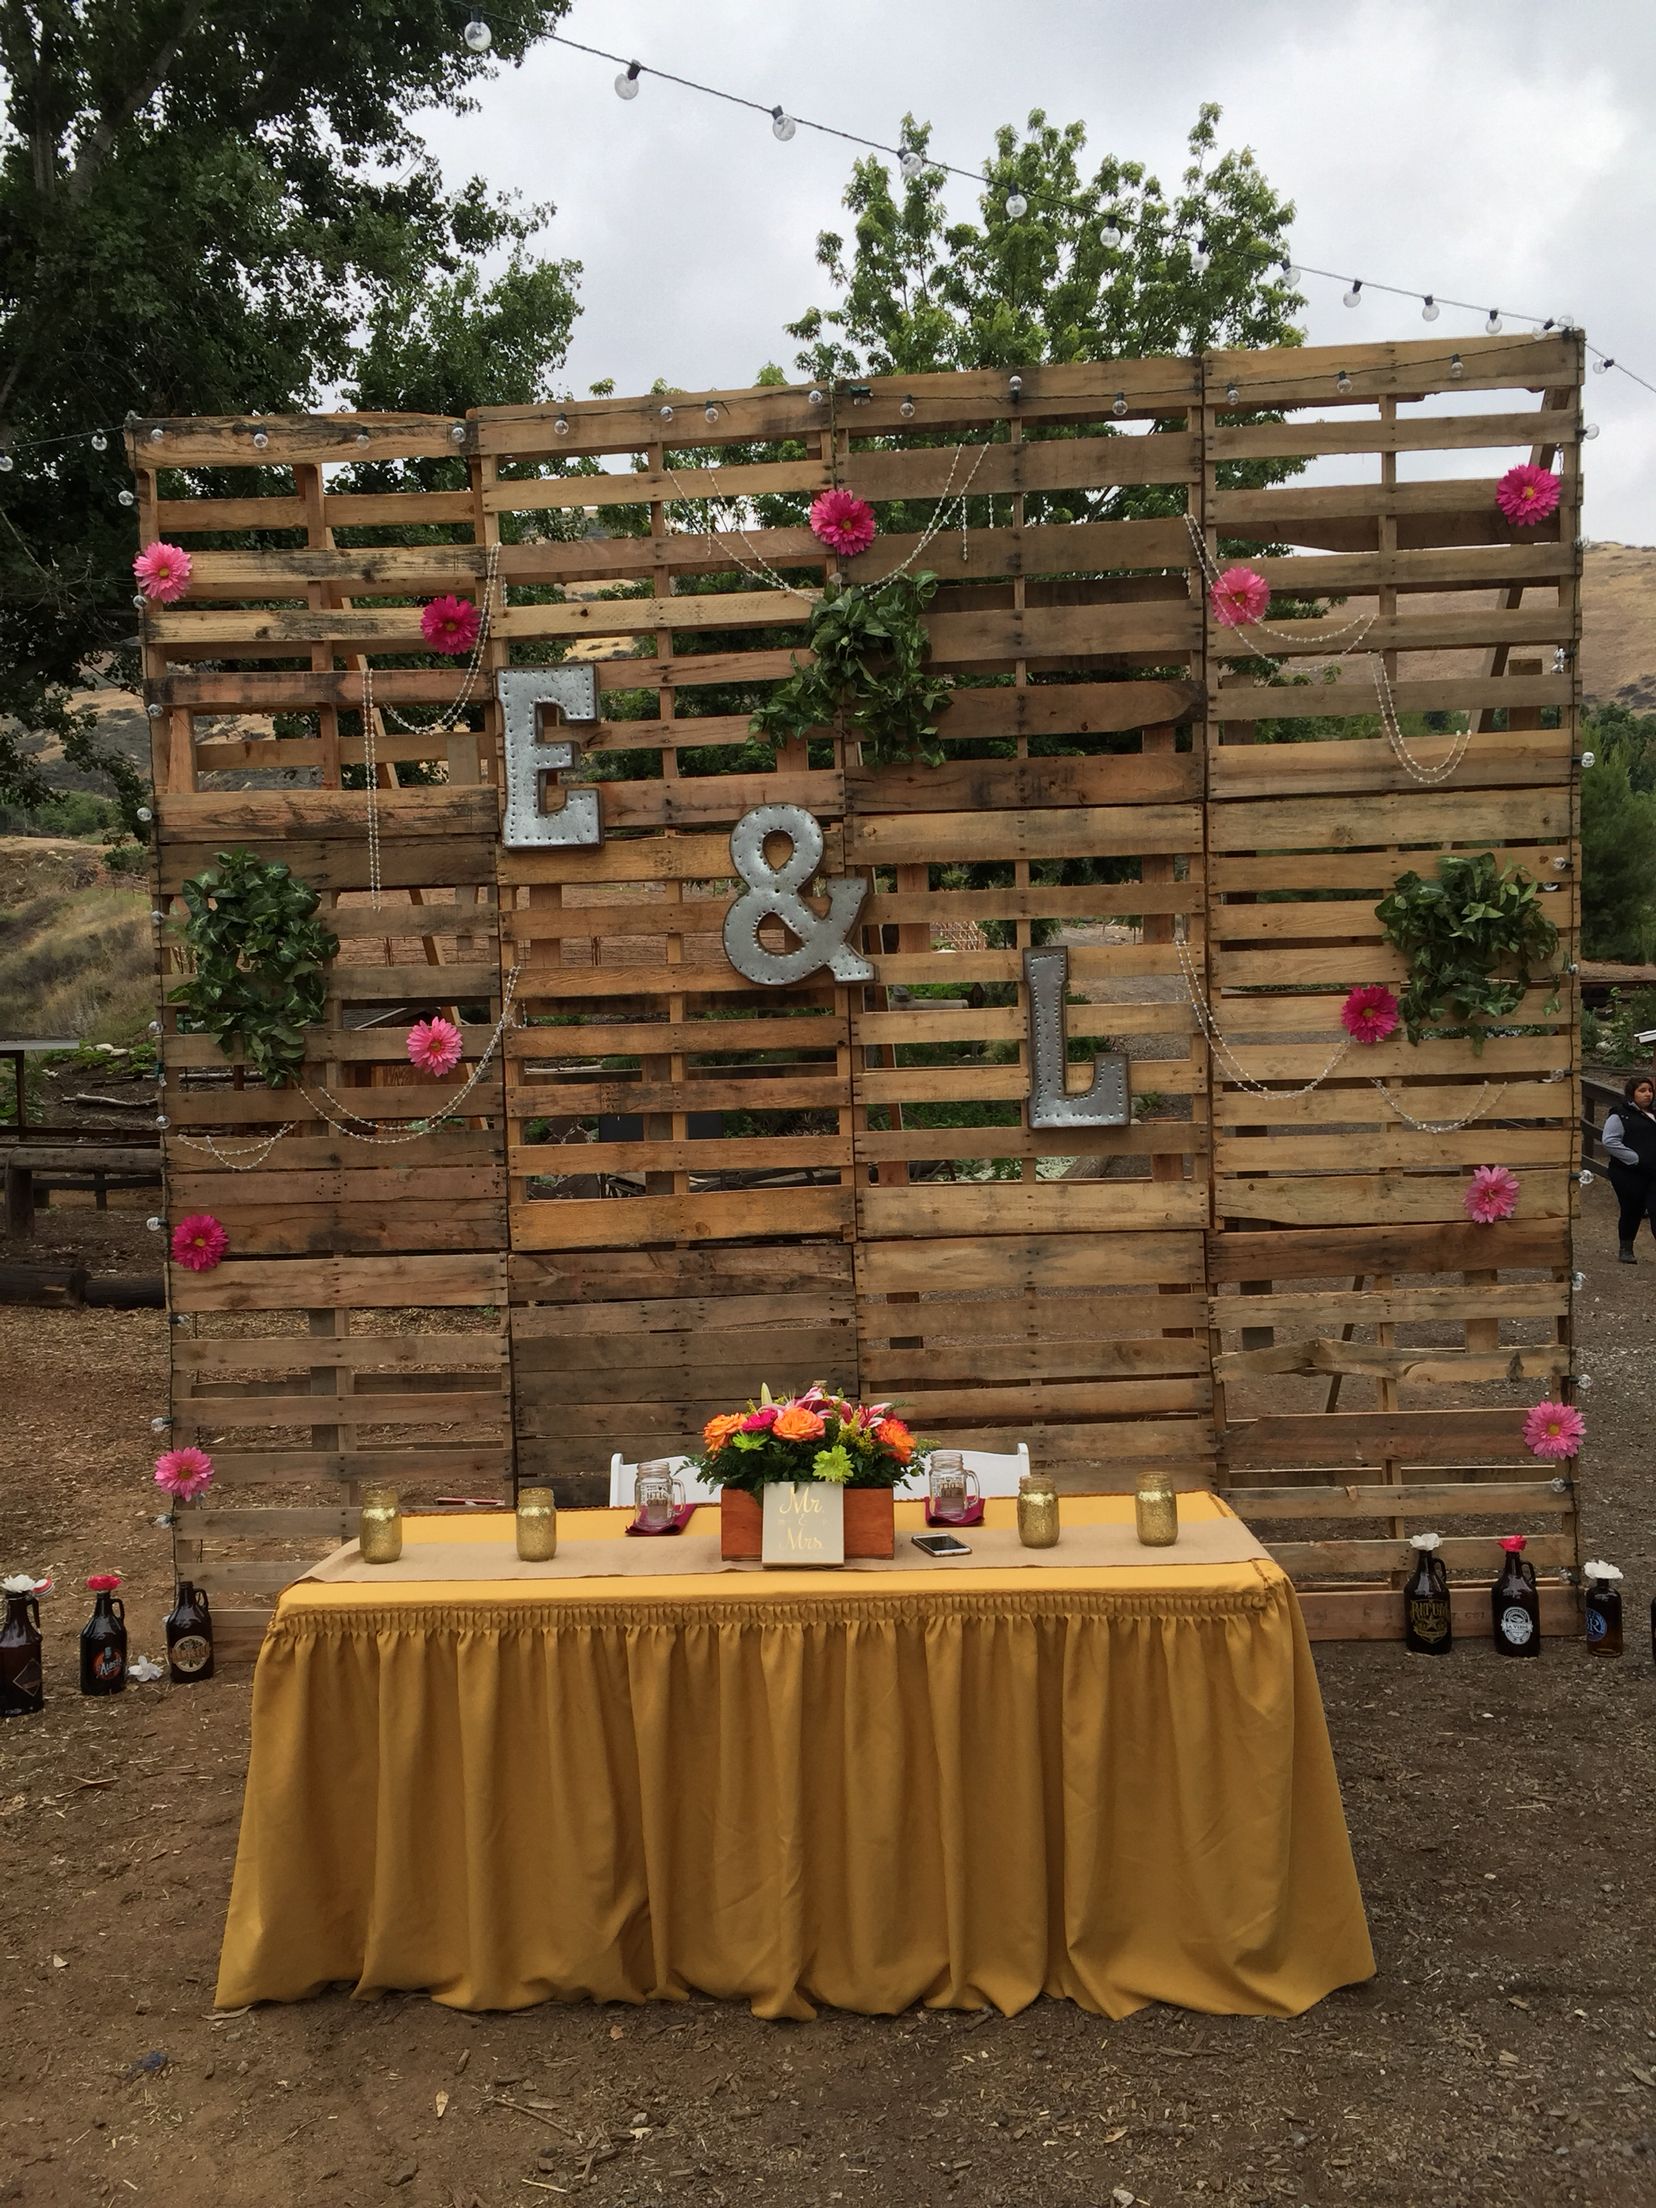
[422, 0, 1656, 542]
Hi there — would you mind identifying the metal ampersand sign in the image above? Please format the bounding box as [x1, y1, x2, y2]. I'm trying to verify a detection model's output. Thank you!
[723, 805, 875, 987]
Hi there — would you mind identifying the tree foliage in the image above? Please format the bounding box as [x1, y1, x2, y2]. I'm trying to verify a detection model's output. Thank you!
[1581, 702, 1656, 964]
[787, 103, 1301, 387]
[0, 0, 578, 820]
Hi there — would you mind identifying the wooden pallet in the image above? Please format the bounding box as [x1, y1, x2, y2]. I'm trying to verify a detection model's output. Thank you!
[132, 332, 1585, 1650]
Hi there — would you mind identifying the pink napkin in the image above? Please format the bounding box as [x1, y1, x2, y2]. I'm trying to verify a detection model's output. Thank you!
[925, 1495, 985, 1528]
[626, 1503, 699, 1537]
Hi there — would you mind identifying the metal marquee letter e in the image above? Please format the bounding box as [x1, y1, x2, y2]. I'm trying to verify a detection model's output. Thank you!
[1023, 946, 1129, 1129]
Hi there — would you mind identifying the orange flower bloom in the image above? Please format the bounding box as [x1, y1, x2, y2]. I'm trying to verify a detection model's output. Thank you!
[874, 1417, 914, 1464]
[702, 1412, 744, 1451]
[773, 1405, 826, 1442]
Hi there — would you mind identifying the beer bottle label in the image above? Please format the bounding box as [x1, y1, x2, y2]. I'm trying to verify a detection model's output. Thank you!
[170, 1633, 211, 1675]
[12, 1655, 42, 1700]
[1409, 1597, 1450, 1643]
[1499, 1603, 1534, 1646]
[91, 1646, 125, 1682]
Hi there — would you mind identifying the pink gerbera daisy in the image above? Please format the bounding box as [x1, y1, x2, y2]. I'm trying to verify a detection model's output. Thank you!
[170, 1212, 228, 1271]
[154, 1447, 215, 1502]
[1521, 1400, 1585, 1461]
[406, 1015, 463, 1077]
[1210, 564, 1270, 628]
[132, 541, 193, 604]
[420, 595, 481, 655]
[808, 489, 878, 558]
[1339, 984, 1400, 1045]
[1494, 464, 1561, 527]
[1463, 1165, 1520, 1224]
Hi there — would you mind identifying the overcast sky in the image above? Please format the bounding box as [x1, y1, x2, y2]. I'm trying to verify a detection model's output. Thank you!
[421, 0, 1656, 542]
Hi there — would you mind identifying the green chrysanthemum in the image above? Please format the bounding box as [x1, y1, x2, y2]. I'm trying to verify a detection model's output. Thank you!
[812, 1444, 855, 1485]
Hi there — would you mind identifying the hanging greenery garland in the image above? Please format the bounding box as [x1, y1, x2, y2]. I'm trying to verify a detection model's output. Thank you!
[749, 571, 953, 769]
[170, 850, 339, 1087]
[1374, 851, 1559, 1053]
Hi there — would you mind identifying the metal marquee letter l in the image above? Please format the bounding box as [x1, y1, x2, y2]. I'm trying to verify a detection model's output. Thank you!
[1023, 946, 1129, 1129]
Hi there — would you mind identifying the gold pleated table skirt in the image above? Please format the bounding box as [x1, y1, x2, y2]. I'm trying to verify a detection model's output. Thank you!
[215, 1496, 1374, 2020]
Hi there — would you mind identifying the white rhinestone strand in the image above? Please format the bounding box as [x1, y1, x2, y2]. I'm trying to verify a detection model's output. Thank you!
[1370, 1078, 1507, 1133]
[1175, 938, 1352, 1099]
[1369, 653, 1475, 785]
[173, 1124, 297, 1170]
[1184, 514, 1378, 654]
[297, 964, 521, 1144]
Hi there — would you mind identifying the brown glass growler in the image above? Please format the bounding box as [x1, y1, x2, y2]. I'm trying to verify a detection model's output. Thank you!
[165, 1582, 214, 1684]
[80, 1583, 127, 1696]
[1403, 1535, 1452, 1655]
[1581, 1564, 1624, 1657]
[1491, 1535, 1540, 1658]
[0, 1588, 45, 1717]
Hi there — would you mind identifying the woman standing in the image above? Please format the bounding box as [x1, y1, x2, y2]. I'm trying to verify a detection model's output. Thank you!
[1601, 1074, 1656, 1262]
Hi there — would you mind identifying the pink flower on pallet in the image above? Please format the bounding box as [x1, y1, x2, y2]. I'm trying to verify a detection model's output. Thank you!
[1522, 1400, 1584, 1461]
[155, 1447, 215, 1502]
[132, 541, 193, 603]
[1463, 1165, 1521, 1224]
[169, 1212, 228, 1271]
[1339, 984, 1400, 1045]
[406, 1016, 463, 1077]
[1209, 564, 1270, 628]
[420, 594, 481, 654]
[1495, 464, 1561, 527]
[808, 489, 878, 558]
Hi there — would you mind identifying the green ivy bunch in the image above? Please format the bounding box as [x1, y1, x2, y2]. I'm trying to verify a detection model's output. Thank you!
[1374, 851, 1560, 1053]
[169, 849, 340, 1087]
[749, 572, 952, 768]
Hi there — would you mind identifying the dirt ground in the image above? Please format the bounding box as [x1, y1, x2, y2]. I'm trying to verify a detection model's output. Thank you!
[3, 1191, 1656, 2208]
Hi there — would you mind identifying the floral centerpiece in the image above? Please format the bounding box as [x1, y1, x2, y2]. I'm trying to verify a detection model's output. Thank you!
[696, 1383, 926, 1560]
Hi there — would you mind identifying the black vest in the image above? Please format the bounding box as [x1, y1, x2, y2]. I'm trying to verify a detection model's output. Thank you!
[1615, 1104, 1656, 1171]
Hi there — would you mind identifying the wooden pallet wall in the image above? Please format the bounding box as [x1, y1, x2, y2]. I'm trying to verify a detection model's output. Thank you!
[130, 330, 1584, 1649]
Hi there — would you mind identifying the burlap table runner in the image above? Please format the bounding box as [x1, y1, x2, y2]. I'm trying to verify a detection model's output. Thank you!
[304, 1508, 1268, 1585]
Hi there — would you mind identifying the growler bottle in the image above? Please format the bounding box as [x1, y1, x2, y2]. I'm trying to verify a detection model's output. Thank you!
[1403, 1532, 1452, 1655]
[0, 1587, 45, 1717]
[1491, 1535, 1540, 1659]
[1581, 1561, 1624, 1657]
[165, 1581, 215, 1684]
[80, 1576, 128, 1696]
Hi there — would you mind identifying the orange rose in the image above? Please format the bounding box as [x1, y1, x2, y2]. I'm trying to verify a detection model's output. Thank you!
[702, 1413, 744, 1451]
[873, 1417, 914, 1464]
[773, 1405, 826, 1442]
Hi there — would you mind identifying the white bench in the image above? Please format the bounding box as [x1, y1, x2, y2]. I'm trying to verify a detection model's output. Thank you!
[607, 1443, 1031, 1509]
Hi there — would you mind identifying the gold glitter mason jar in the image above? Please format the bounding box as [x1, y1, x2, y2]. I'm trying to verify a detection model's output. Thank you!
[1134, 1474, 1179, 1548]
[1016, 1473, 1060, 1549]
[515, 1485, 558, 1562]
[358, 1486, 404, 1565]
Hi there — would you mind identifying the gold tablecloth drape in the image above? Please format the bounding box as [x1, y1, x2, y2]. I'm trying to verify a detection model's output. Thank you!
[216, 1497, 1374, 2020]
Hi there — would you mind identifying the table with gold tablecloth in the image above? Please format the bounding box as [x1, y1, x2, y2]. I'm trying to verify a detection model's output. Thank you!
[216, 1495, 1373, 2020]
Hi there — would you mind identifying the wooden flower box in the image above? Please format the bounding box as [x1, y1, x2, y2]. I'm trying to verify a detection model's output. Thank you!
[719, 1486, 895, 1561]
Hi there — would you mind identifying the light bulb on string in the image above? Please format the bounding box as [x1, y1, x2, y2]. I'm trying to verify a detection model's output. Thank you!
[252, 429, 269, 450]
[1005, 191, 1028, 219]
[91, 432, 107, 451]
[1583, 422, 1600, 439]
[0, 454, 13, 474]
[118, 488, 135, 506]
[1486, 309, 1502, 333]
[463, 12, 491, 52]
[1281, 258, 1299, 284]
[900, 150, 923, 180]
[1421, 294, 1440, 322]
[704, 401, 720, 424]
[1449, 353, 1465, 379]
[1191, 237, 1210, 274]
[899, 394, 916, 419]
[1224, 381, 1240, 406]
[771, 107, 796, 142]
[1343, 280, 1363, 309]
[1112, 392, 1128, 418]
[615, 61, 642, 99]
[1336, 370, 1354, 395]
[807, 388, 825, 407]
[1593, 356, 1613, 374]
[1101, 217, 1123, 250]
[554, 413, 569, 436]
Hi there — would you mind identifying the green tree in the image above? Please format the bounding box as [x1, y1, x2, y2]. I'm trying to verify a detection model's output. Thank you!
[788, 103, 1301, 388]
[0, 0, 577, 823]
[1581, 703, 1656, 963]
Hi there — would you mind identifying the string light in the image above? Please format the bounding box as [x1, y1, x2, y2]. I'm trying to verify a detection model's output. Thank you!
[1343, 279, 1363, 308]
[1102, 217, 1124, 249]
[1336, 369, 1354, 394]
[1192, 236, 1211, 274]
[900, 149, 923, 179]
[463, 12, 492, 53]
[1112, 391, 1128, 417]
[615, 60, 641, 99]
[1486, 309, 1503, 333]
[1421, 293, 1439, 322]
[1006, 190, 1028, 218]
[771, 105, 796, 141]
[1449, 352, 1464, 378]
[899, 394, 917, 418]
